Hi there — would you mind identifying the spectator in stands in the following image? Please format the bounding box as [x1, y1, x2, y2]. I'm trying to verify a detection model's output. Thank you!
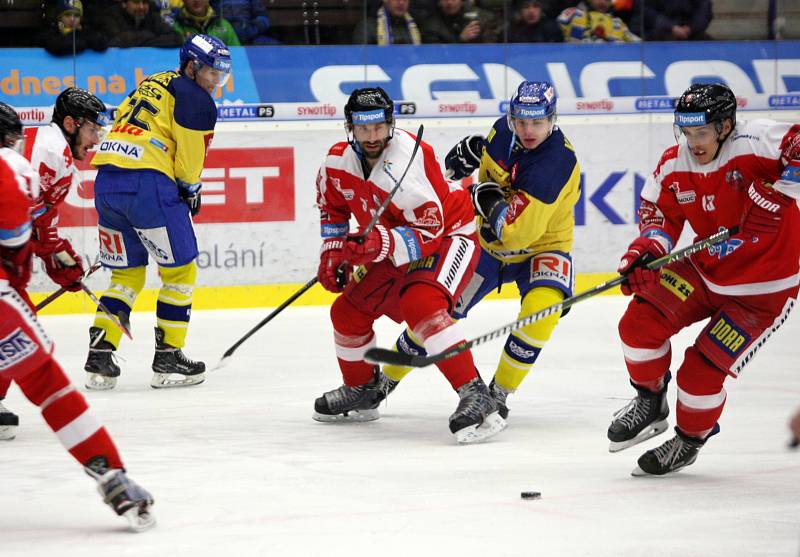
[558, 0, 639, 42]
[506, 0, 563, 43]
[353, 0, 423, 45]
[543, 0, 578, 18]
[36, 0, 108, 56]
[173, 0, 240, 45]
[98, 0, 183, 47]
[422, 0, 499, 43]
[210, 0, 274, 45]
[629, 0, 713, 41]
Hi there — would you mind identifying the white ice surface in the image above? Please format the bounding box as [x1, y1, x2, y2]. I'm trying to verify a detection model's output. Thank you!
[2, 297, 799, 556]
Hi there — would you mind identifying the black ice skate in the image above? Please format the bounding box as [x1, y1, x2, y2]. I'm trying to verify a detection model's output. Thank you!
[631, 425, 718, 476]
[313, 369, 384, 422]
[0, 398, 19, 441]
[489, 377, 511, 420]
[608, 374, 671, 453]
[85, 456, 156, 532]
[84, 327, 121, 391]
[449, 376, 507, 444]
[151, 327, 206, 388]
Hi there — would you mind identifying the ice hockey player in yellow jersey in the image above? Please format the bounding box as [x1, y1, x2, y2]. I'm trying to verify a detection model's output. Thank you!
[85, 34, 231, 390]
[382, 81, 581, 423]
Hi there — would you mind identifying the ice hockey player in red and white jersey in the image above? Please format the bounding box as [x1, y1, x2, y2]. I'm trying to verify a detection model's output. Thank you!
[0, 90, 106, 436]
[0, 106, 155, 531]
[313, 87, 506, 443]
[23, 87, 105, 279]
[607, 83, 800, 475]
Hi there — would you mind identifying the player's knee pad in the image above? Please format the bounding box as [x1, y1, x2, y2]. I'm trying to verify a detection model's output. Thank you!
[399, 283, 450, 331]
[518, 286, 564, 344]
[159, 261, 197, 287]
[618, 298, 674, 348]
[330, 294, 374, 338]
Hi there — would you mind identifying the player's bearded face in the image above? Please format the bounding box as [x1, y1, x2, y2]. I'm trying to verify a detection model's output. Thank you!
[352, 122, 391, 158]
[74, 121, 102, 161]
[512, 116, 552, 150]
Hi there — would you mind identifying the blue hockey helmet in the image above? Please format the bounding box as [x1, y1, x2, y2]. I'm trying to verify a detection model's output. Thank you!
[179, 34, 232, 89]
[508, 81, 557, 121]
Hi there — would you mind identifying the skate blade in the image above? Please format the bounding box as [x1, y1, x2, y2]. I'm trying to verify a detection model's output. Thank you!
[455, 412, 507, 444]
[631, 454, 698, 477]
[123, 507, 156, 532]
[312, 409, 380, 423]
[85, 373, 118, 391]
[608, 419, 668, 453]
[0, 425, 16, 441]
[631, 463, 689, 477]
[150, 372, 205, 389]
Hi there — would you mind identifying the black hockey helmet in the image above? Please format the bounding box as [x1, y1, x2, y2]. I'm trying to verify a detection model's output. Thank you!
[345, 87, 394, 127]
[0, 101, 22, 148]
[674, 83, 736, 128]
[52, 87, 107, 128]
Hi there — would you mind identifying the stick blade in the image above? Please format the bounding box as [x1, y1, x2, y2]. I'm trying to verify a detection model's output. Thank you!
[364, 347, 414, 366]
[364, 347, 434, 368]
[212, 354, 232, 372]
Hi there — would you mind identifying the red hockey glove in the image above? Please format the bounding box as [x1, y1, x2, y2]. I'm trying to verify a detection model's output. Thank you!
[0, 243, 33, 291]
[43, 243, 84, 292]
[318, 238, 349, 293]
[617, 236, 667, 296]
[31, 206, 62, 257]
[741, 181, 794, 235]
[342, 225, 394, 266]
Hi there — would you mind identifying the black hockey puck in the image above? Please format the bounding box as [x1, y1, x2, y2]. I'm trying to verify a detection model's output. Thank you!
[520, 491, 541, 500]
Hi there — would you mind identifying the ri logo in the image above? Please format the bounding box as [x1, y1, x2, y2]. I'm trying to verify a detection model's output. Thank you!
[707, 227, 743, 259]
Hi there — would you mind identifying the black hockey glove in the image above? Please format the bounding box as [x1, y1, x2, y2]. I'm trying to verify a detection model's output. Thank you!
[471, 181, 508, 242]
[445, 134, 484, 180]
[178, 181, 202, 217]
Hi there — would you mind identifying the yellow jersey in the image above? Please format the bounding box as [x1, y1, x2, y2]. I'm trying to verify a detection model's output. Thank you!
[93, 70, 217, 188]
[477, 118, 581, 264]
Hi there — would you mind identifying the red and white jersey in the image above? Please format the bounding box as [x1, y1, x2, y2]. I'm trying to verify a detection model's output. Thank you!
[640, 119, 800, 295]
[0, 149, 36, 289]
[23, 123, 78, 209]
[316, 129, 475, 266]
[0, 146, 40, 203]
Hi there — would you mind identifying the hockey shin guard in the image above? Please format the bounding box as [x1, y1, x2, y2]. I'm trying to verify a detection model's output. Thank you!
[494, 287, 563, 392]
[16, 358, 123, 469]
[676, 347, 727, 439]
[383, 328, 425, 382]
[93, 266, 145, 348]
[156, 262, 197, 349]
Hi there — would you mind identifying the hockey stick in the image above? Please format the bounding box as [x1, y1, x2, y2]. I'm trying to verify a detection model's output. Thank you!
[214, 125, 425, 370]
[214, 275, 319, 369]
[35, 262, 102, 311]
[80, 282, 133, 340]
[365, 226, 739, 368]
